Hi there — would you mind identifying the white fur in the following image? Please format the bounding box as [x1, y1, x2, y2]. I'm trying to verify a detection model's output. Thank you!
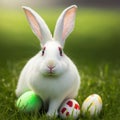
[16, 5, 80, 116]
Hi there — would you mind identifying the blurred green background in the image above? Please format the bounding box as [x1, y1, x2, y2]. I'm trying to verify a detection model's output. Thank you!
[0, 0, 120, 64]
[0, 0, 120, 120]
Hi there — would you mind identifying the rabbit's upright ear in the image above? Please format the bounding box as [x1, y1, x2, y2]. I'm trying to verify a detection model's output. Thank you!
[53, 5, 77, 47]
[22, 6, 52, 47]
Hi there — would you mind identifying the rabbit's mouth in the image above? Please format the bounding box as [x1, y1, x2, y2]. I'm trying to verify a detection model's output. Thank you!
[48, 72, 56, 76]
[44, 71, 57, 77]
[47, 69, 56, 76]
[47, 66, 56, 75]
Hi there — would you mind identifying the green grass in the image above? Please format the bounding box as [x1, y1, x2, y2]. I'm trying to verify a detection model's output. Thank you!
[0, 8, 120, 120]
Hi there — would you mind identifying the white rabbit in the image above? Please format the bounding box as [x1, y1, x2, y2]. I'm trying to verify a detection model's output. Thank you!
[16, 5, 80, 116]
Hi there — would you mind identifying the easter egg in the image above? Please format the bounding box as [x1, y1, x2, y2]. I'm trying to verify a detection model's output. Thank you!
[59, 99, 80, 119]
[81, 94, 102, 116]
[16, 91, 43, 112]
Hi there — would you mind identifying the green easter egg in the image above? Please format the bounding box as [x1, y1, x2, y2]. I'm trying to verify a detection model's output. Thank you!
[16, 91, 43, 112]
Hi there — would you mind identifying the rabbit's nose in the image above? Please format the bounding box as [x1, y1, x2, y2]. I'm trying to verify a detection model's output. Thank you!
[47, 60, 55, 68]
[48, 66, 55, 70]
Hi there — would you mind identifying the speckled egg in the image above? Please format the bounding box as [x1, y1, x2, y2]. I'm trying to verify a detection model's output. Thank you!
[59, 99, 80, 119]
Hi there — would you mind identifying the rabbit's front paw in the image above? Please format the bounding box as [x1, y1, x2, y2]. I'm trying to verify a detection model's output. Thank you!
[47, 111, 58, 117]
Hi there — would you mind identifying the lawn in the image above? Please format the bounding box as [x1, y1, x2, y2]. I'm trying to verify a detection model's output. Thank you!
[0, 8, 120, 120]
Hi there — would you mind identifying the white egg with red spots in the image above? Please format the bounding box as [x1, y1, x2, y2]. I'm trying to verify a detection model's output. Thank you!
[59, 99, 80, 119]
[82, 94, 102, 116]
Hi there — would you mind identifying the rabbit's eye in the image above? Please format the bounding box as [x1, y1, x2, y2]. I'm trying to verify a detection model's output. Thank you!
[58, 47, 63, 56]
[42, 47, 46, 56]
